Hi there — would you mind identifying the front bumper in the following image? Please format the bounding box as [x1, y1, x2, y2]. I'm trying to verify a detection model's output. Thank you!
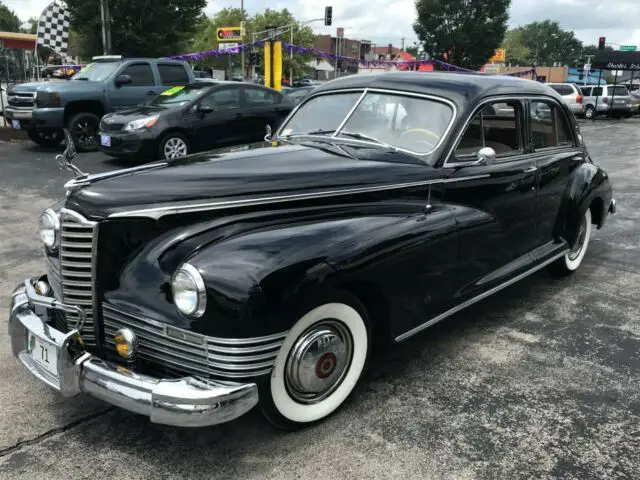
[9, 277, 259, 427]
[98, 129, 157, 158]
[4, 107, 35, 129]
[31, 107, 65, 129]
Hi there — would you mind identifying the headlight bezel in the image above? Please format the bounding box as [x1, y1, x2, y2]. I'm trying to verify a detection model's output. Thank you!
[123, 115, 159, 132]
[39, 208, 60, 252]
[171, 263, 207, 318]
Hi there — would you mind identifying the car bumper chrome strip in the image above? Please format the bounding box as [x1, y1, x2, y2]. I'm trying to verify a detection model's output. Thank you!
[9, 279, 259, 427]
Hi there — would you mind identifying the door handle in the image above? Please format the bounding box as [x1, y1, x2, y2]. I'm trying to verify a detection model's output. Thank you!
[235, 113, 246, 118]
[523, 166, 538, 173]
[146, 90, 156, 95]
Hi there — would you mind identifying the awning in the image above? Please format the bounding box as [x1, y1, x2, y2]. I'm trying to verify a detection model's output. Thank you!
[307, 60, 334, 72]
[592, 50, 640, 71]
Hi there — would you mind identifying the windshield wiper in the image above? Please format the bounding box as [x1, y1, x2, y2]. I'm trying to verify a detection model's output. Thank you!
[73, 77, 89, 81]
[283, 128, 336, 137]
[337, 131, 398, 151]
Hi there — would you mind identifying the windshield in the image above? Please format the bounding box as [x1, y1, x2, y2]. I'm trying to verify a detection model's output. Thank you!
[279, 91, 455, 154]
[150, 85, 207, 107]
[72, 62, 119, 81]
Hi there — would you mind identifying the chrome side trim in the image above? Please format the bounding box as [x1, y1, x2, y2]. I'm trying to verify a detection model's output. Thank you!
[394, 249, 569, 342]
[108, 174, 489, 219]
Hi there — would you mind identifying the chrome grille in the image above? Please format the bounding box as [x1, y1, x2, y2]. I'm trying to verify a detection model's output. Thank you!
[60, 209, 97, 345]
[102, 303, 287, 380]
[7, 92, 35, 108]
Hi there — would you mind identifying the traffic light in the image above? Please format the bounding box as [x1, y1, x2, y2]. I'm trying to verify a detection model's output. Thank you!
[324, 6, 332, 26]
[598, 36, 606, 50]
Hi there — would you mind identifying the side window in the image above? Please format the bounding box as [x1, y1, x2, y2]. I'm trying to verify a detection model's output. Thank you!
[454, 100, 521, 160]
[158, 64, 190, 86]
[201, 87, 241, 110]
[120, 63, 155, 86]
[592, 87, 603, 96]
[245, 88, 278, 106]
[580, 87, 592, 96]
[530, 101, 574, 149]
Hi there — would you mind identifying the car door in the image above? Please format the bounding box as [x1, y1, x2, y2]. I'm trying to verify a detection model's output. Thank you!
[442, 98, 539, 298]
[241, 86, 291, 142]
[108, 62, 160, 110]
[191, 86, 247, 150]
[528, 97, 584, 251]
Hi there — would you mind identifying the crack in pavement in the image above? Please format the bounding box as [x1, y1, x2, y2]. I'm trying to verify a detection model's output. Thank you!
[0, 407, 115, 458]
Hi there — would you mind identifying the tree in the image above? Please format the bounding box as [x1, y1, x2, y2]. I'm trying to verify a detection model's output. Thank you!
[0, 2, 21, 32]
[515, 20, 583, 66]
[582, 44, 615, 58]
[413, 0, 511, 70]
[406, 42, 420, 58]
[24, 16, 38, 34]
[65, 0, 206, 58]
[501, 30, 530, 65]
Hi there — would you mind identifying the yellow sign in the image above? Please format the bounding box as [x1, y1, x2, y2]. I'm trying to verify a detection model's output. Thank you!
[217, 26, 243, 42]
[489, 48, 506, 63]
[160, 86, 185, 96]
[264, 42, 271, 89]
[272, 41, 282, 92]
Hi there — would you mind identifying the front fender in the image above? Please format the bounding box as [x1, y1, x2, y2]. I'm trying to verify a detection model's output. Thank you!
[555, 162, 612, 245]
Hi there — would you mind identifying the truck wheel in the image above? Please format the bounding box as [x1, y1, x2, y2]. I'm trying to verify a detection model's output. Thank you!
[26, 129, 63, 148]
[585, 106, 595, 119]
[259, 290, 371, 431]
[67, 112, 100, 152]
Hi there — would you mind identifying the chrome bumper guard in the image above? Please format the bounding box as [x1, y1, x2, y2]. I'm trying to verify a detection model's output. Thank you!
[9, 278, 259, 427]
[609, 198, 616, 215]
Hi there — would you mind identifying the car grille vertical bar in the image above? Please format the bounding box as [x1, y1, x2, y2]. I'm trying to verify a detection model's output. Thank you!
[60, 208, 97, 345]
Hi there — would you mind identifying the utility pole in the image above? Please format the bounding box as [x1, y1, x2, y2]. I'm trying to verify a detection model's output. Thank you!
[401, 37, 405, 51]
[240, 0, 244, 80]
[100, 0, 112, 55]
[584, 55, 592, 85]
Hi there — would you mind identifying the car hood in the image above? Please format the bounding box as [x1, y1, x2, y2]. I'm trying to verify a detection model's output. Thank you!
[102, 105, 170, 124]
[8, 82, 45, 93]
[66, 141, 434, 219]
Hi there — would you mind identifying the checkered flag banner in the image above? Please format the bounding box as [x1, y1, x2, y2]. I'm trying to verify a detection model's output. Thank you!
[36, 1, 71, 56]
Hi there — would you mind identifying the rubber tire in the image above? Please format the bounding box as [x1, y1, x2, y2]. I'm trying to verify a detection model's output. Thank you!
[26, 129, 63, 147]
[548, 208, 592, 278]
[585, 106, 595, 119]
[158, 132, 190, 160]
[259, 290, 372, 431]
[67, 112, 100, 152]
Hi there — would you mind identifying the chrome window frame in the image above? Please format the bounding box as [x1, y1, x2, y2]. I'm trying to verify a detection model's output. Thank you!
[275, 87, 458, 159]
[528, 98, 577, 151]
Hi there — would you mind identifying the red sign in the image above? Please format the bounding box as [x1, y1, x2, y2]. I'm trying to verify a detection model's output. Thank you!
[216, 27, 242, 41]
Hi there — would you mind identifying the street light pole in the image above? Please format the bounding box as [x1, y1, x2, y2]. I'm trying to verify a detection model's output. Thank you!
[240, 0, 244, 80]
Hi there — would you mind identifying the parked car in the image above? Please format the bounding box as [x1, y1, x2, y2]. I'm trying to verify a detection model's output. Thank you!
[579, 84, 633, 119]
[630, 91, 640, 114]
[545, 83, 585, 117]
[9, 72, 615, 432]
[98, 82, 293, 160]
[5, 56, 196, 151]
[283, 86, 315, 104]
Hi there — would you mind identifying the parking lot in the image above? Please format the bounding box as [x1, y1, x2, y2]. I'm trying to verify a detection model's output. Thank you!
[0, 118, 638, 479]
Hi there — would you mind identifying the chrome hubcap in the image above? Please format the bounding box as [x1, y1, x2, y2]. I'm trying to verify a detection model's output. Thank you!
[285, 320, 353, 404]
[164, 137, 187, 158]
[569, 216, 587, 260]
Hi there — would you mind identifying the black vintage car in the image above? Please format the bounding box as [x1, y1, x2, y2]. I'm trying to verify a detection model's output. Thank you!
[9, 72, 615, 431]
[98, 82, 292, 160]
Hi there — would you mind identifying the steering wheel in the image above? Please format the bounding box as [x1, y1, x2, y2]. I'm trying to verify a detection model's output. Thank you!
[399, 128, 439, 151]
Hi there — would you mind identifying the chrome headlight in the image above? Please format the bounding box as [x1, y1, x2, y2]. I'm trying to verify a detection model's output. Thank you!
[39, 208, 60, 251]
[171, 263, 206, 318]
[123, 115, 159, 132]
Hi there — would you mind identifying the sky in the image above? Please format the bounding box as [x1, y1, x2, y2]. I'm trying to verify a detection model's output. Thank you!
[8, 0, 640, 52]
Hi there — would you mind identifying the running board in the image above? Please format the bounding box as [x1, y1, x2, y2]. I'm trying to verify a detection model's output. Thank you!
[394, 249, 569, 342]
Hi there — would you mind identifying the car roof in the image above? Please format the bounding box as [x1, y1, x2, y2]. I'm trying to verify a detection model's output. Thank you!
[311, 71, 556, 108]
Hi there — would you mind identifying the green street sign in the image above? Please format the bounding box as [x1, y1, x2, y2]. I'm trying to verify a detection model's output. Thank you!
[620, 45, 637, 51]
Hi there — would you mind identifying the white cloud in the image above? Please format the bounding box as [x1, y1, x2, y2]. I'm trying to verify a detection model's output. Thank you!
[10, 0, 640, 51]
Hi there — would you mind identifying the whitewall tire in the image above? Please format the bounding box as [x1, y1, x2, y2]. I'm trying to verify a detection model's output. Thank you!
[260, 293, 370, 430]
[549, 208, 592, 277]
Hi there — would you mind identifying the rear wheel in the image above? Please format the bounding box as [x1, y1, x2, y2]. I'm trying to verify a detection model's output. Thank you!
[260, 291, 371, 431]
[67, 112, 100, 152]
[548, 208, 592, 277]
[585, 106, 595, 119]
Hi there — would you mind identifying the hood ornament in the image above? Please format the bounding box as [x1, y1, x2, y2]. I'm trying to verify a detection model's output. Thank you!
[56, 129, 89, 180]
[264, 124, 272, 142]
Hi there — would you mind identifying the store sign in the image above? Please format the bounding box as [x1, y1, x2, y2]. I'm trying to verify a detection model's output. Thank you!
[489, 48, 506, 63]
[217, 27, 243, 42]
[620, 45, 637, 52]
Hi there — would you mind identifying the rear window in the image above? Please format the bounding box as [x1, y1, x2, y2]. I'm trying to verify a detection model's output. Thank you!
[607, 86, 629, 96]
[158, 64, 190, 86]
[549, 84, 574, 96]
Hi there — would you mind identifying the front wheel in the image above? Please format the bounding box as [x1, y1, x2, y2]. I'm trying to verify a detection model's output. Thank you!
[159, 132, 190, 159]
[67, 112, 100, 152]
[548, 208, 592, 277]
[260, 292, 371, 431]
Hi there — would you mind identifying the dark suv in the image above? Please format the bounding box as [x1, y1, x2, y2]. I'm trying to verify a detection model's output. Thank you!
[5, 57, 195, 151]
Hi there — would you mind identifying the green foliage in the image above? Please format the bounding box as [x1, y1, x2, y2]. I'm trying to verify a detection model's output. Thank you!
[582, 44, 615, 57]
[513, 20, 583, 66]
[190, 8, 315, 77]
[0, 2, 21, 32]
[24, 17, 38, 34]
[501, 30, 530, 65]
[66, 0, 206, 58]
[413, 0, 511, 70]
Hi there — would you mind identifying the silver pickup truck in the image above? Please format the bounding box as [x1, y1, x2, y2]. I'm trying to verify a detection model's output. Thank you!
[579, 84, 633, 119]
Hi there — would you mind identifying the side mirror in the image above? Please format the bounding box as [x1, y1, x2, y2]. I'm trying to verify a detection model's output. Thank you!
[197, 104, 214, 114]
[115, 74, 132, 87]
[474, 146, 496, 165]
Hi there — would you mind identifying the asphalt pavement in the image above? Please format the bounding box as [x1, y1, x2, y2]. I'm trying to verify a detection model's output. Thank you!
[0, 120, 638, 479]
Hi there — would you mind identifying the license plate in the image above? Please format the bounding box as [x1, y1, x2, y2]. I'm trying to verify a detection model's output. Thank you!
[11, 119, 20, 129]
[615, 99, 625, 103]
[28, 333, 58, 377]
[101, 134, 111, 147]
